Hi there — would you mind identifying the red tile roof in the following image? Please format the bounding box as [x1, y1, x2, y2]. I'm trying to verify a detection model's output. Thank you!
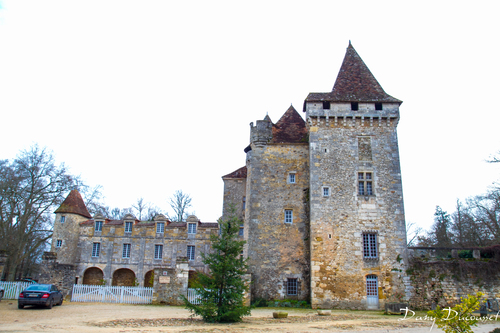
[54, 189, 92, 218]
[271, 105, 308, 144]
[306, 42, 401, 104]
[222, 166, 247, 179]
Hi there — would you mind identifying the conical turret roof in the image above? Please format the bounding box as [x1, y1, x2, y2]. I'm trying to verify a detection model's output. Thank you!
[271, 105, 308, 143]
[305, 42, 401, 104]
[54, 189, 92, 218]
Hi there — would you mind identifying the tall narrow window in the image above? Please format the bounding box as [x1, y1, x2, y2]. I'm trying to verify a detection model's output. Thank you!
[56, 240, 62, 248]
[125, 221, 133, 233]
[366, 275, 378, 296]
[60, 216, 66, 223]
[188, 223, 197, 234]
[358, 172, 373, 196]
[288, 173, 296, 184]
[122, 243, 131, 258]
[242, 196, 246, 210]
[156, 222, 165, 233]
[323, 187, 330, 197]
[154, 244, 163, 259]
[95, 221, 103, 232]
[92, 243, 100, 257]
[284, 210, 293, 224]
[187, 245, 195, 261]
[287, 278, 298, 295]
[363, 233, 377, 258]
[239, 222, 244, 236]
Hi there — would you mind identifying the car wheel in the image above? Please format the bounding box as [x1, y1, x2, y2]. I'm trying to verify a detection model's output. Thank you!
[57, 297, 63, 306]
[47, 299, 53, 309]
[18, 303, 24, 309]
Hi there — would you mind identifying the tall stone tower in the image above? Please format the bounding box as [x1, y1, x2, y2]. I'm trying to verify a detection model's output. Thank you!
[51, 189, 92, 265]
[222, 42, 407, 309]
[304, 42, 406, 309]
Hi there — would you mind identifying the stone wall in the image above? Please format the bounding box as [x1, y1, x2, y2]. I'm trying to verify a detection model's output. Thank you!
[406, 247, 500, 309]
[306, 102, 407, 309]
[51, 213, 90, 265]
[153, 258, 189, 305]
[38, 252, 76, 298]
[245, 142, 310, 301]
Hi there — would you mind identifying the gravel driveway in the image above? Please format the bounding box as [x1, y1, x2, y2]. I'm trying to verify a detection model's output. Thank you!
[1, 300, 499, 332]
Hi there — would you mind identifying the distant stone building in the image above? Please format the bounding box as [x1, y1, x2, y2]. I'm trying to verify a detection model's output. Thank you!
[222, 42, 407, 309]
[50, 190, 218, 288]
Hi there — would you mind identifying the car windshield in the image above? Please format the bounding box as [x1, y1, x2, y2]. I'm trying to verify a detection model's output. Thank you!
[25, 285, 50, 291]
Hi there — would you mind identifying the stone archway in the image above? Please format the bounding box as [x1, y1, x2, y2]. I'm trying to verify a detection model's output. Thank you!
[112, 268, 136, 286]
[82, 267, 104, 285]
[144, 270, 154, 288]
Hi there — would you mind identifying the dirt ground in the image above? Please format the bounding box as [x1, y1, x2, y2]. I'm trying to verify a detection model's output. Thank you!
[0, 300, 499, 333]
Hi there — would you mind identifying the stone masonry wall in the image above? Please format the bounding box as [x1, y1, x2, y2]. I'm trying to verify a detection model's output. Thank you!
[222, 177, 246, 221]
[306, 102, 407, 309]
[75, 217, 217, 287]
[38, 252, 76, 298]
[152, 259, 189, 305]
[245, 142, 310, 301]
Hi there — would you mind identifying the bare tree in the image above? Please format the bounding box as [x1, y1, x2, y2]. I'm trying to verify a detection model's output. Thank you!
[168, 190, 192, 222]
[406, 221, 423, 246]
[132, 197, 148, 220]
[0, 145, 77, 280]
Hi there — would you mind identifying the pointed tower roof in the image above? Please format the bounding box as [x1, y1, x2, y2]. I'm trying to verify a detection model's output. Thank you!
[306, 42, 401, 104]
[271, 105, 308, 143]
[54, 189, 92, 218]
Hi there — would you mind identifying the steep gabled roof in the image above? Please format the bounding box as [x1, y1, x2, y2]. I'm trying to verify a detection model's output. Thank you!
[271, 105, 308, 143]
[222, 166, 247, 179]
[54, 189, 92, 218]
[306, 42, 401, 104]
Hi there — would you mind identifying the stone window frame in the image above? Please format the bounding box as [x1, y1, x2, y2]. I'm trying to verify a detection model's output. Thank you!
[156, 222, 165, 234]
[322, 186, 330, 197]
[362, 231, 378, 260]
[56, 239, 62, 248]
[187, 245, 195, 261]
[286, 278, 298, 295]
[188, 223, 197, 234]
[154, 244, 163, 259]
[288, 172, 296, 184]
[95, 220, 103, 232]
[92, 242, 100, 257]
[60, 216, 66, 223]
[358, 171, 374, 196]
[122, 243, 131, 258]
[124, 221, 133, 233]
[284, 209, 293, 224]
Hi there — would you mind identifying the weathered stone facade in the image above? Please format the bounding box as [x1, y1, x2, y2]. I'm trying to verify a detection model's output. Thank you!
[48, 190, 218, 291]
[222, 42, 408, 309]
[38, 252, 76, 298]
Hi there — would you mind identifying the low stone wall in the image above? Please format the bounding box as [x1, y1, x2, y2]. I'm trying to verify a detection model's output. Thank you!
[38, 252, 76, 298]
[406, 247, 500, 309]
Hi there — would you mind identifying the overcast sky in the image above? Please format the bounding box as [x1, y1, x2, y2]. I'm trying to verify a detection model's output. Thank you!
[1, 1, 499, 231]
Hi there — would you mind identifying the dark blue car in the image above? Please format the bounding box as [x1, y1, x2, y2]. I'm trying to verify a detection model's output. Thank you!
[18, 284, 63, 309]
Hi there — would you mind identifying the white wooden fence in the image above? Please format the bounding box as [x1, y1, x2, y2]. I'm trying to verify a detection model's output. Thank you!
[187, 288, 204, 304]
[71, 285, 153, 304]
[0, 281, 34, 299]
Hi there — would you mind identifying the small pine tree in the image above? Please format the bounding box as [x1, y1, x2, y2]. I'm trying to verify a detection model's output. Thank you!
[427, 292, 484, 333]
[183, 207, 251, 322]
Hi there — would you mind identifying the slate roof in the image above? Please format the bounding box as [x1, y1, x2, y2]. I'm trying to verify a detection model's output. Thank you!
[222, 166, 247, 179]
[305, 42, 401, 104]
[54, 189, 92, 218]
[271, 105, 308, 144]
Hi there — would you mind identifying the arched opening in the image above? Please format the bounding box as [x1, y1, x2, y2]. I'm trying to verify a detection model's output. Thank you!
[188, 270, 199, 288]
[82, 267, 104, 285]
[112, 268, 136, 286]
[144, 270, 154, 288]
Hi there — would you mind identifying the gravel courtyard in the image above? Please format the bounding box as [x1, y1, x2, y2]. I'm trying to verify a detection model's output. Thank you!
[0, 301, 499, 333]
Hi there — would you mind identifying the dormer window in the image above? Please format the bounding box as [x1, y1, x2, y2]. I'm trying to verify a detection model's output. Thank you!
[125, 221, 133, 233]
[322, 101, 330, 110]
[156, 222, 165, 233]
[95, 221, 103, 232]
[351, 102, 359, 111]
[375, 102, 383, 110]
[188, 223, 197, 234]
